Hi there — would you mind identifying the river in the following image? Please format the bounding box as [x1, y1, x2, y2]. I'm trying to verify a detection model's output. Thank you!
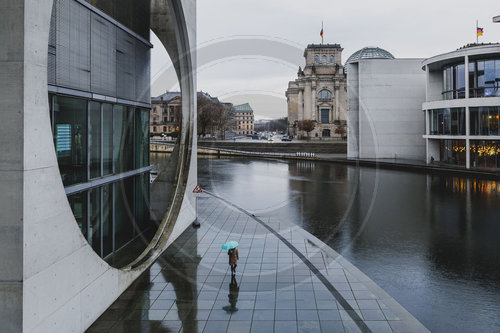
[196, 157, 500, 333]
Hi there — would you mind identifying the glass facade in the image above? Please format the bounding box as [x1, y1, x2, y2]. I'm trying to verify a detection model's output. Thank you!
[429, 108, 465, 135]
[440, 140, 467, 166]
[50, 94, 151, 259]
[470, 140, 500, 169]
[443, 58, 500, 99]
[318, 89, 332, 101]
[470, 106, 500, 135]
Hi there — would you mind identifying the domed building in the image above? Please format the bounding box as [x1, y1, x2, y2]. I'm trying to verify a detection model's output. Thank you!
[346, 47, 427, 160]
[345, 46, 395, 64]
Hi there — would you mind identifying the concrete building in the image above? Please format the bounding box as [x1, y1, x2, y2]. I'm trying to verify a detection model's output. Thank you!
[494, 15, 500, 22]
[0, 0, 197, 332]
[234, 103, 255, 135]
[347, 47, 426, 160]
[423, 44, 500, 169]
[286, 44, 347, 139]
[151, 92, 181, 136]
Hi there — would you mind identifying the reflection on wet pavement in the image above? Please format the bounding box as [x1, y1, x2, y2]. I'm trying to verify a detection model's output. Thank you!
[87, 195, 427, 333]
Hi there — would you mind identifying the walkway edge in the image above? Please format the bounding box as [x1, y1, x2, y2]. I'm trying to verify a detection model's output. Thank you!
[293, 226, 430, 333]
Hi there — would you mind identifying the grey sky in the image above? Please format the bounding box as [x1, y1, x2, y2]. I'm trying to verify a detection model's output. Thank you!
[151, 0, 500, 119]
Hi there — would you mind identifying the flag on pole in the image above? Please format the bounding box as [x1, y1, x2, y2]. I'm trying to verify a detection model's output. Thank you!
[477, 27, 484, 37]
[320, 28, 324, 38]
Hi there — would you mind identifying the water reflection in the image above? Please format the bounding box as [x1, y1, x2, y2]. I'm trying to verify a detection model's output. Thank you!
[157, 228, 201, 333]
[150, 152, 179, 223]
[198, 158, 500, 333]
[222, 276, 239, 313]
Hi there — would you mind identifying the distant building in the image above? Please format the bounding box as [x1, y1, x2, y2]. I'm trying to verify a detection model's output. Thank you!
[234, 103, 255, 135]
[151, 92, 181, 135]
[346, 47, 426, 160]
[423, 44, 500, 169]
[286, 44, 347, 139]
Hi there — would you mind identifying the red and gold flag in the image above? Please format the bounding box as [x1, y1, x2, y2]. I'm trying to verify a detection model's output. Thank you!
[477, 27, 484, 37]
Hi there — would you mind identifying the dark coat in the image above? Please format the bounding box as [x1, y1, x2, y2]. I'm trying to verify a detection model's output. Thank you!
[228, 248, 239, 266]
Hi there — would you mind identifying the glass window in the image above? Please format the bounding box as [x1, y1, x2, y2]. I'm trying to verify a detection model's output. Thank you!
[135, 109, 150, 168]
[113, 105, 134, 173]
[89, 187, 101, 255]
[102, 184, 113, 257]
[469, 62, 476, 97]
[321, 109, 329, 123]
[488, 107, 499, 135]
[455, 64, 465, 99]
[135, 173, 150, 233]
[451, 109, 458, 135]
[318, 89, 332, 101]
[53, 96, 88, 186]
[330, 55, 334, 63]
[102, 104, 113, 175]
[322, 55, 327, 63]
[314, 55, 319, 63]
[114, 177, 134, 249]
[68, 191, 88, 239]
[89, 102, 101, 179]
[443, 108, 451, 135]
[470, 108, 479, 135]
[485, 60, 495, 96]
[470, 140, 500, 169]
[440, 140, 466, 166]
[480, 107, 489, 135]
[477, 61, 485, 97]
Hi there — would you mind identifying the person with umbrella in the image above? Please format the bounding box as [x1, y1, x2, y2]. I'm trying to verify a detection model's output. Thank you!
[222, 241, 239, 276]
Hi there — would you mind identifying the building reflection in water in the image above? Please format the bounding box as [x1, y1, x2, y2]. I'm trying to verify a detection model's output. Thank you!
[222, 275, 239, 313]
[157, 228, 201, 333]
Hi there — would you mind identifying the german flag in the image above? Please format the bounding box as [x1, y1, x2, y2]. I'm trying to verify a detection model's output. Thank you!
[320, 28, 324, 38]
[477, 27, 484, 37]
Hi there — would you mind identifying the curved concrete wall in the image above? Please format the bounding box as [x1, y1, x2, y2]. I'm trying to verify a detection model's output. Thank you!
[0, 1, 196, 332]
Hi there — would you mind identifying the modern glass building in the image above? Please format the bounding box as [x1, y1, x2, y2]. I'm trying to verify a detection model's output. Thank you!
[423, 44, 500, 170]
[48, 0, 153, 260]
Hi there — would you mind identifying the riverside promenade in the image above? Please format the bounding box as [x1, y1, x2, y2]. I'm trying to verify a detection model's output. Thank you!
[87, 193, 429, 333]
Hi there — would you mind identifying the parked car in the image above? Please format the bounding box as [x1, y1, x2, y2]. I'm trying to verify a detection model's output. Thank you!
[281, 135, 292, 142]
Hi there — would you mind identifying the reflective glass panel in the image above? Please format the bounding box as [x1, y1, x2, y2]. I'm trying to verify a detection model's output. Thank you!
[135, 108, 150, 168]
[89, 102, 101, 179]
[321, 109, 329, 123]
[114, 177, 134, 249]
[470, 108, 479, 135]
[103, 104, 113, 175]
[89, 187, 101, 255]
[68, 191, 88, 239]
[53, 96, 87, 186]
[102, 184, 113, 257]
[113, 105, 135, 173]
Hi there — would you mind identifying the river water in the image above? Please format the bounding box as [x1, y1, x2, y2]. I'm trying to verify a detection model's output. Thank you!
[197, 157, 500, 333]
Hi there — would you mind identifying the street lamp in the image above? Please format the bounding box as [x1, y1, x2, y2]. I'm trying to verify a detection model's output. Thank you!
[494, 15, 500, 23]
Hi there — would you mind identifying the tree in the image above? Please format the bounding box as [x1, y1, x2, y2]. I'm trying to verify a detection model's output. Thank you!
[334, 125, 347, 139]
[297, 120, 315, 137]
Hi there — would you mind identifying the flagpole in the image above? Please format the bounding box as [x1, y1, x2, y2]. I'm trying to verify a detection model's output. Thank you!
[322, 21, 324, 44]
[476, 19, 478, 44]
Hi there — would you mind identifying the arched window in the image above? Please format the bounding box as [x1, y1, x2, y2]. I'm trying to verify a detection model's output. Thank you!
[330, 55, 334, 63]
[318, 89, 332, 101]
[314, 55, 319, 63]
[322, 55, 327, 63]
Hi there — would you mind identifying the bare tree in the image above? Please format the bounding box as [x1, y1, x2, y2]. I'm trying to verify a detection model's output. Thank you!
[297, 120, 315, 137]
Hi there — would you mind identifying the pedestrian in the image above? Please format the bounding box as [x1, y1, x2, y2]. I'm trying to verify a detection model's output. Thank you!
[228, 247, 239, 275]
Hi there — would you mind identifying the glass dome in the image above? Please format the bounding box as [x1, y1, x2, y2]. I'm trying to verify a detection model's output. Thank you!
[345, 47, 395, 65]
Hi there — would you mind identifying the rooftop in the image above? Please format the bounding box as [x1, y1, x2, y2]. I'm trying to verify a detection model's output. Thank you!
[345, 47, 395, 65]
[234, 103, 253, 113]
[306, 44, 342, 49]
[152, 92, 181, 103]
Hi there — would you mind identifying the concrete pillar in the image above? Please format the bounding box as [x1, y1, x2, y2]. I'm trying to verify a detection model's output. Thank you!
[298, 89, 303, 121]
[311, 86, 316, 121]
[304, 83, 312, 120]
[335, 87, 340, 121]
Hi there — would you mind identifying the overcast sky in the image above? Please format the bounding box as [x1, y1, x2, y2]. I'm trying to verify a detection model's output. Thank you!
[151, 0, 500, 120]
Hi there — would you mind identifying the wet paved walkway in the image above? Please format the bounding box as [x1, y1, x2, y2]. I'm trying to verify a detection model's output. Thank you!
[87, 194, 429, 333]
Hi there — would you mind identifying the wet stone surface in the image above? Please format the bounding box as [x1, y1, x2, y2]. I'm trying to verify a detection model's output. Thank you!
[87, 195, 427, 333]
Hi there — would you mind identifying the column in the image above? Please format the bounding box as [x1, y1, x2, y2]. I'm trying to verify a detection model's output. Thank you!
[311, 86, 316, 121]
[304, 83, 312, 119]
[335, 87, 340, 121]
[465, 56, 470, 169]
[298, 90, 303, 121]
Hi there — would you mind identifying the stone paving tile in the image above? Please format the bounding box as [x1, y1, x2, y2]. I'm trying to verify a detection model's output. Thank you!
[86, 195, 429, 333]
